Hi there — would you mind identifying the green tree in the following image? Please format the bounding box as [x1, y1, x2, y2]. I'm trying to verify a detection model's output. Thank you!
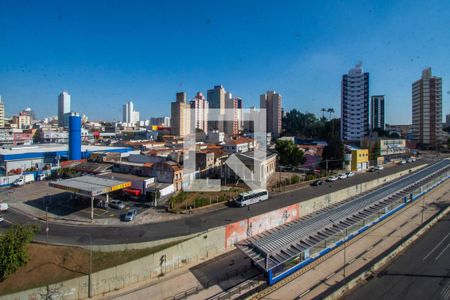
[275, 140, 306, 167]
[321, 137, 344, 169]
[0, 224, 39, 281]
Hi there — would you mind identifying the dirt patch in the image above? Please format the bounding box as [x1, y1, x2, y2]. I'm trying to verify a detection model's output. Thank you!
[0, 241, 182, 296]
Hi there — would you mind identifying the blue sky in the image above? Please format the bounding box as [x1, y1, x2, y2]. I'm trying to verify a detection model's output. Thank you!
[0, 0, 449, 123]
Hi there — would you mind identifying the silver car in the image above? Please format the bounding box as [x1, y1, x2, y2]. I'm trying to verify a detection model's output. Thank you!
[123, 209, 137, 222]
[109, 200, 125, 209]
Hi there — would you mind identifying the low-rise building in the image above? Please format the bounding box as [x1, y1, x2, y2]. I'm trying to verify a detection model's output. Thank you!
[223, 137, 254, 153]
[151, 160, 183, 191]
[351, 149, 369, 171]
[361, 137, 407, 162]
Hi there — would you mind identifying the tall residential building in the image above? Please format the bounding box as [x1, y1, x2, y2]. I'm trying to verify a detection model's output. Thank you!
[260, 91, 282, 139]
[225, 95, 239, 136]
[370, 95, 385, 131]
[171, 92, 191, 137]
[340, 64, 369, 141]
[122, 101, 140, 124]
[58, 91, 71, 127]
[0, 96, 5, 128]
[190, 92, 208, 133]
[412, 68, 443, 147]
[207, 85, 226, 131]
[446, 112, 450, 128]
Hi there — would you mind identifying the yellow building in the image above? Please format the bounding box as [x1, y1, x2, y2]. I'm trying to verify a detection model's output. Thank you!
[351, 149, 369, 171]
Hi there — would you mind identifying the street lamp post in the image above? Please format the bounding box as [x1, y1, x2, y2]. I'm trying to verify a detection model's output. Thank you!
[330, 219, 347, 278]
[83, 234, 93, 298]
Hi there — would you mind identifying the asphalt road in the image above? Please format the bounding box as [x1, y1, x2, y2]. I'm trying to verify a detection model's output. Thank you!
[345, 211, 450, 300]
[0, 160, 439, 246]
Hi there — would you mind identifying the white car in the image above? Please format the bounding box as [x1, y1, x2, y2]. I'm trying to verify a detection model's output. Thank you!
[338, 173, 348, 179]
[400, 160, 407, 165]
[0, 216, 4, 223]
[326, 176, 339, 182]
[375, 165, 384, 171]
[346, 171, 355, 177]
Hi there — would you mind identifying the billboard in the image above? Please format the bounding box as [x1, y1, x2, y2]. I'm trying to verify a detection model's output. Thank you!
[225, 204, 299, 249]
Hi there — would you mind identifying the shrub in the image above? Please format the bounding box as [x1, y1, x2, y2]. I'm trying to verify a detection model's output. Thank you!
[291, 175, 300, 184]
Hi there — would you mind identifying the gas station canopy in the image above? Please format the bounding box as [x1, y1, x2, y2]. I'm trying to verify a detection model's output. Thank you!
[49, 175, 131, 197]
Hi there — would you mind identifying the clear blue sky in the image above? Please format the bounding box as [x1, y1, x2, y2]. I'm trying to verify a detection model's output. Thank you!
[0, 0, 449, 123]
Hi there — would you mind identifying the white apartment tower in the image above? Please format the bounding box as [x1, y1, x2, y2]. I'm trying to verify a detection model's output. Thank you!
[0, 96, 5, 127]
[260, 91, 282, 139]
[412, 68, 443, 147]
[58, 91, 71, 127]
[190, 92, 208, 133]
[122, 101, 140, 125]
[341, 64, 369, 141]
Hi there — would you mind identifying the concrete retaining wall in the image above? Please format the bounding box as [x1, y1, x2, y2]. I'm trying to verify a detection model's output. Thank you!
[1, 166, 425, 299]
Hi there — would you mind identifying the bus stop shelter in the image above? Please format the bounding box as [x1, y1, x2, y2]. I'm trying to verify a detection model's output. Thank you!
[49, 175, 131, 221]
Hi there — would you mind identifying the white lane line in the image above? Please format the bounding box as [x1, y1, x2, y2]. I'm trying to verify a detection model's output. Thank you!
[325, 272, 336, 280]
[435, 243, 450, 261]
[423, 232, 450, 260]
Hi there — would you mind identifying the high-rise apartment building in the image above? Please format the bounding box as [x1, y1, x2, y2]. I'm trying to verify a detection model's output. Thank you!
[58, 91, 71, 127]
[122, 101, 140, 125]
[446, 112, 450, 129]
[370, 95, 385, 131]
[412, 68, 443, 147]
[0, 96, 5, 128]
[171, 92, 191, 137]
[341, 64, 369, 141]
[260, 91, 282, 139]
[225, 94, 239, 136]
[190, 92, 208, 133]
[207, 85, 226, 131]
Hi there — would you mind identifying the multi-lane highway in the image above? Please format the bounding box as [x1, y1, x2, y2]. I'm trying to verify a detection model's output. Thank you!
[0, 160, 439, 246]
[346, 211, 450, 300]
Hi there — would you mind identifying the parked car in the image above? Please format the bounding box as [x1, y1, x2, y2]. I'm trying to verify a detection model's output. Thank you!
[375, 165, 384, 171]
[400, 160, 407, 165]
[407, 158, 413, 163]
[0, 216, 4, 223]
[326, 176, 339, 182]
[368, 167, 376, 172]
[109, 200, 125, 209]
[311, 179, 324, 186]
[122, 209, 137, 222]
[0, 203, 8, 212]
[338, 173, 348, 179]
[346, 171, 355, 177]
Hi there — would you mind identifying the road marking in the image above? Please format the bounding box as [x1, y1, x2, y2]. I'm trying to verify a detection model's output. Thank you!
[325, 272, 335, 280]
[299, 289, 311, 298]
[423, 232, 450, 260]
[435, 244, 450, 261]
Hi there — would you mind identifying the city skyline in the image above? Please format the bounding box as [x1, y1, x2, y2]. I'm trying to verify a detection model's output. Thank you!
[0, 0, 449, 122]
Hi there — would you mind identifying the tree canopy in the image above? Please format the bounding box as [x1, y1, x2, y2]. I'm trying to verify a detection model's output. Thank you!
[0, 224, 38, 281]
[282, 109, 339, 140]
[321, 137, 344, 169]
[275, 140, 306, 167]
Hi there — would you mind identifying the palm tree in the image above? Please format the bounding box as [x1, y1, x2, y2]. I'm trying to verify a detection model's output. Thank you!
[327, 108, 335, 120]
[321, 108, 326, 118]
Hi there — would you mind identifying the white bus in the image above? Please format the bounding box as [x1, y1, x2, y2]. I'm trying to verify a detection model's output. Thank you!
[234, 189, 269, 207]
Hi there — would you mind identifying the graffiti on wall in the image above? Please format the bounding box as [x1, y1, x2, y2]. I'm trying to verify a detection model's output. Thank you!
[225, 204, 299, 249]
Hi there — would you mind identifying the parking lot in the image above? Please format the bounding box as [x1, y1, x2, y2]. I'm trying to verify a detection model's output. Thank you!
[1, 180, 153, 223]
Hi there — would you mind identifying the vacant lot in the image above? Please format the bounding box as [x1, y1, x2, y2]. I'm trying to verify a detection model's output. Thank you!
[0, 241, 180, 296]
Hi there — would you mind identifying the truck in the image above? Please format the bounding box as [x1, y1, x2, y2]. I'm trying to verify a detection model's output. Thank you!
[0, 203, 8, 212]
[12, 174, 35, 187]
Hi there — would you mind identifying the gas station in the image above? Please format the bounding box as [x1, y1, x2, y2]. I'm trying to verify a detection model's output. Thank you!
[49, 175, 131, 221]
